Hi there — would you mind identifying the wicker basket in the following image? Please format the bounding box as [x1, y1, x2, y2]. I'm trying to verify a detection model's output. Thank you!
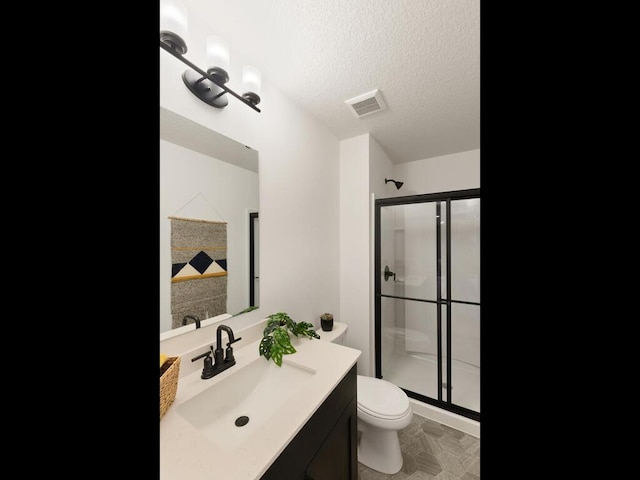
[160, 356, 181, 419]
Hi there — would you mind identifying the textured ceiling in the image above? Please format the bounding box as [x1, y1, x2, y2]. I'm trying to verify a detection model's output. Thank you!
[180, 0, 479, 164]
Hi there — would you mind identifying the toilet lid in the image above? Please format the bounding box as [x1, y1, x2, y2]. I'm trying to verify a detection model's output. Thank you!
[357, 375, 410, 420]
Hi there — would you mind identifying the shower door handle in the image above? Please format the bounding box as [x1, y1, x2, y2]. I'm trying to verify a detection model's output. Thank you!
[384, 265, 396, 281]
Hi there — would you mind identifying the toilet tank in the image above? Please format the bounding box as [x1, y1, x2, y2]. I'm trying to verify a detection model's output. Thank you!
[316, 322, 347, 345]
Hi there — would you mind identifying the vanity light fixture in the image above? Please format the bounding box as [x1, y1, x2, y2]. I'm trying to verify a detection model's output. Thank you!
[241, 65, 261, 107]
[385, 178, 404, 190]
[159, 0, 261, 112]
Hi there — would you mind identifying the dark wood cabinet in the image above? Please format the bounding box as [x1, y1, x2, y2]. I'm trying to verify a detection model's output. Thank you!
[261, 364, 358, 480]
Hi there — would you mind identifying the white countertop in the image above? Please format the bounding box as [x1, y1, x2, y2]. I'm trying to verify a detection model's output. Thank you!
[160, 333, 361, 479]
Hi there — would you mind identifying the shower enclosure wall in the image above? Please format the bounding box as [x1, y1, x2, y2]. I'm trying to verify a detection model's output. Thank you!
[375, 188, 480, 422]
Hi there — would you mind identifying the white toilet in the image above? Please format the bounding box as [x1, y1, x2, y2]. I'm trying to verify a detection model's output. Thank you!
[316, 322, 413, 475]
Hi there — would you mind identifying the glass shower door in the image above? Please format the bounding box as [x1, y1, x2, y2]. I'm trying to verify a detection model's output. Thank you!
[375, 190, 480, 421]
[448, 198, 480, 413]
[379, 201, 442, 401]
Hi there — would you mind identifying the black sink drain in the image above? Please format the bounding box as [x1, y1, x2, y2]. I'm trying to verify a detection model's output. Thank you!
[235, 415, 249, 427]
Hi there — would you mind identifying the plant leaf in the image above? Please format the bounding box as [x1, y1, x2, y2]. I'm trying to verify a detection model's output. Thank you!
[263, 319, 281, 336]
[291, 321, 319, 339]
[268, 312, 292, 327]
[259, 336, 273, 360]
[270, 344, 283, 366]
[273, 328, 297, 354]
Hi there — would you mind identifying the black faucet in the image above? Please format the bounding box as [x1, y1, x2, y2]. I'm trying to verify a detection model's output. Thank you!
[182, 315, 201, 329]
[191, 324, 242, 379]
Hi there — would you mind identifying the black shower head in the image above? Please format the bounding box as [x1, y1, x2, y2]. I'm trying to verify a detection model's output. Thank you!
[385, 178, 404, 190]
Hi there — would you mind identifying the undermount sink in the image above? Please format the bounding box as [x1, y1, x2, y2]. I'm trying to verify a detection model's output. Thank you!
[176, 356, 317, 451]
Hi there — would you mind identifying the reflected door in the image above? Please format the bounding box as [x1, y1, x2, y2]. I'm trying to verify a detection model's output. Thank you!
[250, 212, 259, 307]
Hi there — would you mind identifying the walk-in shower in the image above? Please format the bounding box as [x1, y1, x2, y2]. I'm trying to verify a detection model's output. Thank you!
[375, 189, 480, 422]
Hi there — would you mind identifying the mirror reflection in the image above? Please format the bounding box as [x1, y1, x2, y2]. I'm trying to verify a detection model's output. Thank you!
[160, 107, 259, 335]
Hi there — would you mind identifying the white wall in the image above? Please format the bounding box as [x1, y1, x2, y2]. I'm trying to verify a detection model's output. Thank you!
[161, 6, 341, 353]
[369, 136, 397, 375]
[339, 134, 371, 374]
[393, 149, 480, 195]
[160, 140, 259, 333]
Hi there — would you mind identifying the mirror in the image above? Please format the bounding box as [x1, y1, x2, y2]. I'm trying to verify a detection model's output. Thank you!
[160, 107, 259, 335]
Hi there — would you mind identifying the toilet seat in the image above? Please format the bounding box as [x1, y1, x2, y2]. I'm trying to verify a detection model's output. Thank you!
[357, 375, 411, 420]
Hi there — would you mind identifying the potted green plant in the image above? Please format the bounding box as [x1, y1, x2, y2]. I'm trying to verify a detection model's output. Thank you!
[320, 312, 334, 332]
[259, 312, 319, 366]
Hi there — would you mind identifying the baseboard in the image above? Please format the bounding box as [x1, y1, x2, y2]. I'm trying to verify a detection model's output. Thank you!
[409, 399, 480, 438]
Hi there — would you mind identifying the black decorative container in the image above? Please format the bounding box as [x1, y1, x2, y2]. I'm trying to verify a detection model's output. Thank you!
[320, 313, 334, 331]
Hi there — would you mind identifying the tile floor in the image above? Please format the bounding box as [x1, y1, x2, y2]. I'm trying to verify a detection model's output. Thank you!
[357, 413, 480, 480]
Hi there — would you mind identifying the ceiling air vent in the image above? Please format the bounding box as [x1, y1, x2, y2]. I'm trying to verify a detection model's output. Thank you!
[345, 89, 387, 118]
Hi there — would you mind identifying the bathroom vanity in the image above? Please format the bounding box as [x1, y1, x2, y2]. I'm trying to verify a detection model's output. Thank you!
[160, 324, 361, 479]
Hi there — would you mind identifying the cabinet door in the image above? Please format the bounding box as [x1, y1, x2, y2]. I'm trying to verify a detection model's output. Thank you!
[304, 397, 357, 480]
[261, 365, 357, 480]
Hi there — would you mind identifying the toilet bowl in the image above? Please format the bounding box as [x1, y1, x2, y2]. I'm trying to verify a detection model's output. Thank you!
[316, 322, 413, 475]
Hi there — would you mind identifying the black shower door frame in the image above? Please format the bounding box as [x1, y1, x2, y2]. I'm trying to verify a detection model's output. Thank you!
[374, 188, 480, 422]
